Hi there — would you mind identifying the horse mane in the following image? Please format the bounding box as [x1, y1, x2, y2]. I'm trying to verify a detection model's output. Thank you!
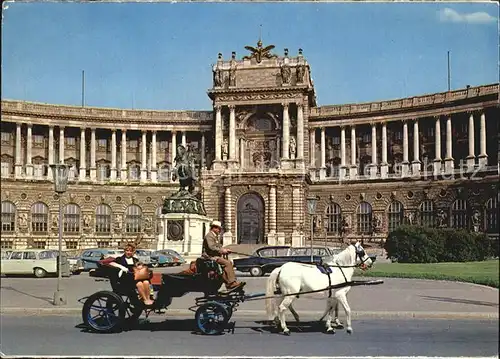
[331, 244, 356, 266]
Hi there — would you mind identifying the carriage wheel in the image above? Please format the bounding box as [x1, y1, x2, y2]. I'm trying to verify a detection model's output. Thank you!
[82, 291, 126, 333]
[195, 302, 229, 335]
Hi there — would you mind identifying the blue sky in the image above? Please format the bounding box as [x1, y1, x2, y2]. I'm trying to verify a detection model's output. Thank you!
[2, 2, 498, 110]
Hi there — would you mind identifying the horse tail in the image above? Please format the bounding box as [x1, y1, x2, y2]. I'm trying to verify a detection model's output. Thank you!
[265, 267, 281, 320]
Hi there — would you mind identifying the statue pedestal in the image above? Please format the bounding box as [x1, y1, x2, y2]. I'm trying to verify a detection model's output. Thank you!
[158, 190, 211, 257]
[291, 231, 304, 247]
[157, 213, 212, 256]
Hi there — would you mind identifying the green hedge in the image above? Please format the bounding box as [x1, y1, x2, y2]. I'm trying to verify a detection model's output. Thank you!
[384, 225, 499, 263]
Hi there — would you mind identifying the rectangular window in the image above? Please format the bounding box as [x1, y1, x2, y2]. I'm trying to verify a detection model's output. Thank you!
[1, 162, 11, 177]
[32, 214, 48, 233]
[97, 139, 107, 150]
[1, 132, 11, 143]
[128, 140, 138, 149]
[362, 134, 371, 143]
[1, 241, 14, 249]
[129, 166, 140, 180]
[159, 141, 169, 150]
[33, 164, 46, 178]
[97, 241, 110, 248]
[331, 137, 340, 145]
[65, 137, 76, 147]
[95, 214, 111, 233]
[34, 241, 46, 249]
[33, 135, 45, 147]
[65, 241, 78, 250]
[97, 165, 109, 180]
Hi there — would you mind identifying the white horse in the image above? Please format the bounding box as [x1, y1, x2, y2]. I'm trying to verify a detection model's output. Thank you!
[265, 241, 373, 335]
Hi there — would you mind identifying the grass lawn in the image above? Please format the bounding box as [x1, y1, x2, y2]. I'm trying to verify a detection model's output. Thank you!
[355, 260, 499, 288]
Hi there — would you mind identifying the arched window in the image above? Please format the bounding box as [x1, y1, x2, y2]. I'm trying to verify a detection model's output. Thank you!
[1, 201, 16, 232]
[125, 205, 142, 233]
[484, 197, 498, 234]
[387, 201, 404, 232]
[31, 202, 48, 233]
[451, 199, 468, 229]
[63, 203, 81, 233]
[128, 164, 141, 181]
[419, 200, 435, 227]
[357, 202, 372, 234]
[95, 204, 112, 233]
[325, 203, 341, 234]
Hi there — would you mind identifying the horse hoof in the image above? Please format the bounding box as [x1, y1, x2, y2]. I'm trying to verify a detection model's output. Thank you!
[346, 328, 353, 335]
[325, 328, 336, 334]
[282, 330, 291, 336]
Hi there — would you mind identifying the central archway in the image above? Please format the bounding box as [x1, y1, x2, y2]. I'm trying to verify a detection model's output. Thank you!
[237, 192, 265, 244]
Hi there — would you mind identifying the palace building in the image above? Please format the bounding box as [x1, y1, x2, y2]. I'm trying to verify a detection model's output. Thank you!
[1, 41, 499, 251]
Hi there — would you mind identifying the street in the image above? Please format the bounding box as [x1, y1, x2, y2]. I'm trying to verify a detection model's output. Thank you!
[0, 314, 498, 357]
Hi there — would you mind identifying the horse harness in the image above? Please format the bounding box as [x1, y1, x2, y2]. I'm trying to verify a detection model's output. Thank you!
[275, 245, 370, 299]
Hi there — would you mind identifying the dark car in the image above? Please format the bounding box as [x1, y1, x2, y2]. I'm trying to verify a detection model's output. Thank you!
[232, 245, 324, 277]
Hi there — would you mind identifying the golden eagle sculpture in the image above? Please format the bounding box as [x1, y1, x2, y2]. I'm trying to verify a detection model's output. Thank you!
[243, 40, 277, 63]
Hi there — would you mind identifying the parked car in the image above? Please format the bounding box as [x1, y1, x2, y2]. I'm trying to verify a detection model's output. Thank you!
[155, 249, 186, 266]
[134, 249, 154, 266]
[0, 249, 59, 278]
[232, 245, 323, 277]
[67, 255, 85, 275]
[150, 250, 175, 267]
[80, 248, 124, 271]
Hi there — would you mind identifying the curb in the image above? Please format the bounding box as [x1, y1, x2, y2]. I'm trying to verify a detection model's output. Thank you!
[1, 307, 498, 319]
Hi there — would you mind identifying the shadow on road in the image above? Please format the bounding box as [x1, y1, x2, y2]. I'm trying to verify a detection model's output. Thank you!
[251, 320, 340, 334]
[1, 286, 53, 304]
[420, 295, 499, 308]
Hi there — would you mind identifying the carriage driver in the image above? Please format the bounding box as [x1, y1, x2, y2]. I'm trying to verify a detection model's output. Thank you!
[202, 220, 245, 291]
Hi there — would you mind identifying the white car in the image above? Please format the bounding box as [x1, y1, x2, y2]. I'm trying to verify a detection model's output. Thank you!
[1, 249, 58, 278]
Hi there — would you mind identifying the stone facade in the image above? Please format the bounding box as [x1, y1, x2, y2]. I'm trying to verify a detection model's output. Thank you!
[1, 40, 499, 252]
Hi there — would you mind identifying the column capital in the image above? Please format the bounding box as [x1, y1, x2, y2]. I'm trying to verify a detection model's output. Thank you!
[282, 102, 289, 109]
[228, 104, 236, 111]
[433, 115, 441, 120]
[296, 103, 303, 109]
[171, 130, 177, 135]
[214, 104, 222, 111]
[121, 128, 127, 133]
[80, 127, 87, 132]
[151, 130, 157, 135]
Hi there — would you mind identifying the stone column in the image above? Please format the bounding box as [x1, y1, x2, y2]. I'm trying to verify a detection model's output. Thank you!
[466, 112, 476, 169]
[14, 123, 22, 178]
[291, 184, 304, 247]
[215, 106, 222, 162]
[90, 128, 96, 181]
[59, 127, 65, 164]
[478, 112, 488, 166]
[110, 130, 117, 181]
[239, 138, 245, 169]
[412, 119, 421, 175]
[401, 121, 409, 177]
[181, 131, 186, 147]
[223, 186, 233, 245]
[25, 124, 33, 178]
[48, 126, 54, 180]
[151, 131, 157, 182]
[282, 103, 290, 160]
[339, 126, 347, 179]
[349, 126, 357, 178]
[369, 123, 377, 178]
[309, 129, 315, 167]
[267, 184, 277, 245]
[79, 128, 86, 180]
[297, 104, 304, 163]
[380, 122, 388, 178]
[170, 131, 177, 181]
[120, 130, 127, 181]
[229, 105, 236, 162]
[433, 116, 442, 176]
[319, 127, 326, 179]
[140, 130, 147, 182]
[200, 132, 206, 168]
[444, 116, 454, 173]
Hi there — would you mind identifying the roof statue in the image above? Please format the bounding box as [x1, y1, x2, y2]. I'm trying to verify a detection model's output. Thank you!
[243, 40, 277, 63]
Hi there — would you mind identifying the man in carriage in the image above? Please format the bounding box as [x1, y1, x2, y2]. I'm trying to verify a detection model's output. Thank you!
[202, 220, 245, 291]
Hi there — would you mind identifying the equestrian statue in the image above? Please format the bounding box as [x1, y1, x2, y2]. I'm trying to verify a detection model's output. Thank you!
[172, 144, 197, 195]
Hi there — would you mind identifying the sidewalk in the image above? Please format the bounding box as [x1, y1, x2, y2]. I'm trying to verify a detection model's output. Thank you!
[1, 267, 498, 319]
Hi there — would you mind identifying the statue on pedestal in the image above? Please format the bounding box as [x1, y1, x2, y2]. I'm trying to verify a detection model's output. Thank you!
[172, 144, 197, 195]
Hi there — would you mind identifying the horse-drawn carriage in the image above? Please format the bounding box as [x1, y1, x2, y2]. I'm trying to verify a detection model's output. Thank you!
[80, 242, 383, 336]
[79, 257, 246, 335]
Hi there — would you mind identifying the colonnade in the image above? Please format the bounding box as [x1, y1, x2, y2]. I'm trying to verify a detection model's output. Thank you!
[10, 123, 207, 182]
[310, 111, 489, 179]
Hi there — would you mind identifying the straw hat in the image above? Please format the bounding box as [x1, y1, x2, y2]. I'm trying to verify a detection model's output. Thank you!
[211, 220, 222, 228]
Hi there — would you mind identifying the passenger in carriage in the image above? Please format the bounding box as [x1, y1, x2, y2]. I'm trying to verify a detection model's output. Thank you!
[108, 243, 154, 306]
[202, 220, 245, 291]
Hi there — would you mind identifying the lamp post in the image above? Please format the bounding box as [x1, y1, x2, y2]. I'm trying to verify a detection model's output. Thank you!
[306, 195, 319, 263]
[50, 163, 69, 306]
